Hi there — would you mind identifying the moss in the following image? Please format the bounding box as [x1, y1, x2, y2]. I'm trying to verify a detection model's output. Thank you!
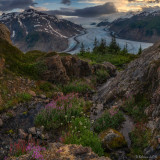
[99, 129, 127, 150]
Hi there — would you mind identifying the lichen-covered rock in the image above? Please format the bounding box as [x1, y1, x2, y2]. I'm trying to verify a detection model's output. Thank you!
[99, 129, 127, 151]
[7, 143, 111, 160]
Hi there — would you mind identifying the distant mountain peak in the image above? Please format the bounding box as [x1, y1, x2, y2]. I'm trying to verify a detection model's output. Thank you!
[0, 9, 83, 52]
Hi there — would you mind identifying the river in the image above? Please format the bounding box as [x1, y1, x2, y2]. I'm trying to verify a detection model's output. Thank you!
[63, 26, 153, 54]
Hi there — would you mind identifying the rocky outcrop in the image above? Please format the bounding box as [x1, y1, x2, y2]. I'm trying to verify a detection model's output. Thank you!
[93, 41, 160, 156]
[61, 56, 92, 78]
[43, 55, 69, 83]
[94, 41, 160, 107]
[43, 55, 93, 83]
[0, 23, 11, 44]
[8, 143, 111, 160]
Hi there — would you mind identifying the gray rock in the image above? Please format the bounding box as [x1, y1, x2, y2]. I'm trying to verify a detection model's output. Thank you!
[28, 127, 36, 135]
[19, 129, 28, 139]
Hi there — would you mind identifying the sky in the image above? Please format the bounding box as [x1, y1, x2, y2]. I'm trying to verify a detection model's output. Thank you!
[1, 0, 160, 17]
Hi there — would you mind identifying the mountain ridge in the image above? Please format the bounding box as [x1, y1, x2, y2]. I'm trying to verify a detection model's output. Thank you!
[0, 9, 83, 52]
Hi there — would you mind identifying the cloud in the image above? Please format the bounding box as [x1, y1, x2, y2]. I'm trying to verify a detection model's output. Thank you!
[46, 2, 117, 17]
[0, 0, 36, 11]
[61, 0, 71, 5]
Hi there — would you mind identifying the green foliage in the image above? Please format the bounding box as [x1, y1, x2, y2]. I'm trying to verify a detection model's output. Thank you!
[35, 94, 84, 130]
[95, 69, 109, 83]
[94, 111, 125, 133]
[64, 117, 104, 156]
[138, 45, 142, 55]
[78, 52, 137, 69]
[4, 92, 32, 110]
[39, 82, 55, 92]
[123, 94, 150, 122]
[130, 125, 152, 155]
[61, 81, 92, 94]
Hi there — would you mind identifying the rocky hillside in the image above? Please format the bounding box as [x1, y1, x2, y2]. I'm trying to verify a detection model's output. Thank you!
[108, 10, 160, 43]
[93, 40, 160, 157]
[0, 23, 11, 44]
[0, 9, 83, 52]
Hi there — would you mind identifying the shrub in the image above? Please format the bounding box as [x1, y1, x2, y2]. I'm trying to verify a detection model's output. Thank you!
[93, 108, 125, 133]
[35, 93, 84, 130]
[64, 117, 104, 156]
[123, 94, 150, 122]
[95, 69, 109, 84]
[130, 123, 151, 155]
[39, 82, 55, 92]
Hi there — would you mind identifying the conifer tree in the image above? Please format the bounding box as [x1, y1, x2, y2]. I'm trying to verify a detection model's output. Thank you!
[138, 45, 142, 55]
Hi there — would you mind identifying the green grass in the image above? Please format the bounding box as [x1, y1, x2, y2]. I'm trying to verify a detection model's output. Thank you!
[61, 81, 93, 94]
[1, 92, 32, 111]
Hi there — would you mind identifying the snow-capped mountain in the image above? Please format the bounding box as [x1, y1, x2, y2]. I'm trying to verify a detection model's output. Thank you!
[0, 9, 83, 52]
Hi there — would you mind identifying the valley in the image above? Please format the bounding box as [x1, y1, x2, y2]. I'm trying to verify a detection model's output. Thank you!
[64, 26, 153, 54]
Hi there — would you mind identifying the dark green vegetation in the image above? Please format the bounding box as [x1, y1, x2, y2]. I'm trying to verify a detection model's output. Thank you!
[65, 117, 104, 156]
[94, 110, 125, 133]
[78, 37, 137, 69]
[123, 94, 150, 122]
[129, 16, 160, 36]
[130, 125, 152, 155]
[0, 39, 47, 79]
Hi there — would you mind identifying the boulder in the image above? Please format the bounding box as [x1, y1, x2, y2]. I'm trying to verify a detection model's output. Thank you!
[43, 55, 69, 83]
[18, 129, 28, 139]
[99, 129, 127, 151]
[28, 127, 36, 135]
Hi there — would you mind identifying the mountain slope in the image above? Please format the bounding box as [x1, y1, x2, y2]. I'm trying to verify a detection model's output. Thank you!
[0, 9, 83, 52]
[108, 10, 160, 43]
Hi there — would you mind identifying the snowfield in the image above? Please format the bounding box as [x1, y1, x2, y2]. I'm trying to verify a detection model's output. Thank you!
[64, 26, 153, 55]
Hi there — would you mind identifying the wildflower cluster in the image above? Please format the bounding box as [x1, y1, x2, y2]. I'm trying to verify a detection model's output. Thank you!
[9, 138, 46, 159]
[10, 139, 27, 157]
[35, 93, 84, 130]
[26, 143, 46, 160]
[109, 106, 119, 117]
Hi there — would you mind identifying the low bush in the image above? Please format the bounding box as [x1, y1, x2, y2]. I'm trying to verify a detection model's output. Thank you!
[95, 69, 109, 84]
[93, 107, 125, 133]
[130, 123, 152, 155]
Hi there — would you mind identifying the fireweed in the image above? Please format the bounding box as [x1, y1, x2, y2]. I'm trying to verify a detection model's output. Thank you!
[9, 138, 46, 159]
[35, 93, 84, 130]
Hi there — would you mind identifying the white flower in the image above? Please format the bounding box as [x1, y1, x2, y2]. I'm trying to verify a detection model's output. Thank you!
[79, 121, 83, 125]
[84, 126, 86, 129]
